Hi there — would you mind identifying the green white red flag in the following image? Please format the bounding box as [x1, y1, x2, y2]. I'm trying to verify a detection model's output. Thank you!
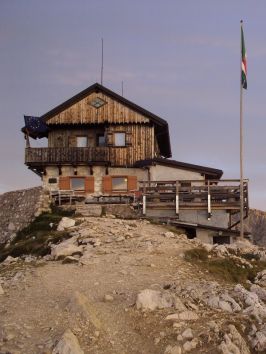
[241, 24, 247, 89]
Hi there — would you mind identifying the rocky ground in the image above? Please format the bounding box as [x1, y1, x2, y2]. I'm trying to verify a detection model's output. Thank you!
[1, 214, 266, 354]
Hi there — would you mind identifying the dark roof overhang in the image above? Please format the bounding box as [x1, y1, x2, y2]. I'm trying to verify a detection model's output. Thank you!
[134, 157, 223, 179]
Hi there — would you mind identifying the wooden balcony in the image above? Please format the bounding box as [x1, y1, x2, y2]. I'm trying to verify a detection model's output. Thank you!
[25, 147, 110, 165]
[139, 179, 249, 212]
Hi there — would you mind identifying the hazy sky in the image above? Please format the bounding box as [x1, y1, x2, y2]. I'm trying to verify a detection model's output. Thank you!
[0, 1, 265, 210]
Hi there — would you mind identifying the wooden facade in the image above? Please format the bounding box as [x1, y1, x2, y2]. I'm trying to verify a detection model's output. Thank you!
[46, 92, 150, 125]
[45, 124, 155, 166]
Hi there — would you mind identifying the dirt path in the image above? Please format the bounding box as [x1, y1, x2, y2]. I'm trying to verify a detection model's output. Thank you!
[0, 217, 231, 353]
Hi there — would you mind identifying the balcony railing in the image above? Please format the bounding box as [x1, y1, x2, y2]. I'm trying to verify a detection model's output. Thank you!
[25, 147, 110, 165]
[139, 179, 249, 212]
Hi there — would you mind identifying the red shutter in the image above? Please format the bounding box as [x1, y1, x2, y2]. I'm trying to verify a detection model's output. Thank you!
[85, 177, 94, 193]
[102, 176, 112, 193]
[59, 177, 70, 190]
[127, 176, 137, 191]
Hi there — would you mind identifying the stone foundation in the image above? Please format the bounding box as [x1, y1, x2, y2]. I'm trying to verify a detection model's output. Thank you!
[0, 186, 51, 245]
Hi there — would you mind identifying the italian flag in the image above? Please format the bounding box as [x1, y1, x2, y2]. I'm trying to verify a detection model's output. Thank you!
[241, 25, 247, 89]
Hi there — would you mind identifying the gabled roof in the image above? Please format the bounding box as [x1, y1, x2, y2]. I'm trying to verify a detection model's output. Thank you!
[41, 83, 171, 157]
[134, 157, 223, 179]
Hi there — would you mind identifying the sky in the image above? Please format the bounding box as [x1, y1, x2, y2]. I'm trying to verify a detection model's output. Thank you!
[0, 0, 265, 210]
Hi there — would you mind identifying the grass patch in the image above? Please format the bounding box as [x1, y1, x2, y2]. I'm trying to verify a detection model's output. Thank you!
[0, 206, 75, 262]
[184, 247, 266, 284]
[184, 248, 209, 262]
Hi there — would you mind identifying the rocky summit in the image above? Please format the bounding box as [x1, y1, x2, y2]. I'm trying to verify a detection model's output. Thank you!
[1, 214, 266, 353]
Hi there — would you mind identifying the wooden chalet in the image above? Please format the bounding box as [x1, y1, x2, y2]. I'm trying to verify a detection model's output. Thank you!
[22, 83, 249, 244]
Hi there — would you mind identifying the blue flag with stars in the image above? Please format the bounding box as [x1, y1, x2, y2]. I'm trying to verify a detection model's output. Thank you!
[24, 116, 48, 134]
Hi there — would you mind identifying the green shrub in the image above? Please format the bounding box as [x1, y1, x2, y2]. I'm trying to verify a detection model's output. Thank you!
[184, 248, 209, 261]
[184, 247, 266, 284]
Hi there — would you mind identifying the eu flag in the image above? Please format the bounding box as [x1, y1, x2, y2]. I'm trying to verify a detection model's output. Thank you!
[24, 116, 48, 134]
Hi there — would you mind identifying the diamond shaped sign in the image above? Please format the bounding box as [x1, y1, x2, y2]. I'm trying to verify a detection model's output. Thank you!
[90, 97, 106, 109]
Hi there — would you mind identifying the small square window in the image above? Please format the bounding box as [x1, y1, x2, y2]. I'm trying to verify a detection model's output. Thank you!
[97, 134, 106, 147]
[71, 178, 85, 190]
[48, 178, 57, 184]
[114, 132, 126, 146]
[77, 136, 87, 147]
[112, 177, 128, 191]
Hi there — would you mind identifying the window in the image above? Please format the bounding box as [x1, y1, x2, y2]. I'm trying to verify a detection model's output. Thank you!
[48, 178, 57, 184]
[112, 177, 128, 191]
[77, 136, 87, 147]
[114, 132, 126, 146]
[97, 134, 106, 147]
[71, 178, 85, 190]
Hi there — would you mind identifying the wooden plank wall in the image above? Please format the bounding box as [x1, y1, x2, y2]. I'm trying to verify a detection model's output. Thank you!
[48, 128, 104, 148]
[46, 92, 150, 125]
[47, 125, 154, 166]
[108, 125, 154, 166]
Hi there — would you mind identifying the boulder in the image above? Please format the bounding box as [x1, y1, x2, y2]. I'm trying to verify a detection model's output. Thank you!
[182, 328, 193, 340]
[255, 270, 266, 288]
[207, 294, 241, 313]
[234, 284, 259, 307]
[251, 325, 266, 352]
[183, 338, 198, 352]
[52, 329, 84, 354]
[51, 243, 83, 260]
[2, 255, 18, 265]
[136, 289, 176, 311]
[57, 217, 76, 231]
[219, 324, 250, 354]
[250, 284, 266, 302]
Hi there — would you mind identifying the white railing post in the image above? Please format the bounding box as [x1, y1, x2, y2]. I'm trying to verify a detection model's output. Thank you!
[143, 195, 146, 215]
[207, 181, 211, 219]
[175, 181, 179, 218]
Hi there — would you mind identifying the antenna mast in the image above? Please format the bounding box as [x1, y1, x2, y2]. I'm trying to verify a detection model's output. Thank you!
[101, 38, 104, 85]
[122, 81, 124, 96]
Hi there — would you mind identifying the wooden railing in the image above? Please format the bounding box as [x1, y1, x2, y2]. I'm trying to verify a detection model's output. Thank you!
[139, 179, 249, 214]
[25, 147, 110, 164]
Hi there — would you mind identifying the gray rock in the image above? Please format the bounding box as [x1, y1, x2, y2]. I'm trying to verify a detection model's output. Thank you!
[219, 324, 250, 354]
[234, 284, 259, 307]
[255, 270, 266, 288]
[183, 338, 198, 352]
[164, 232, 175, 238]
[136, 289, 176, 311]
[251, 325, 266, 352]
[2, 255, 18, 265]
[52, 329, 84, 354]
[51, 242, 83, 260]
[250, 284, 266, 302]
[8, 222, 16, 231]
[182, 328, 193, 340]
[207, 293, 241, 313]
[57, 217, 76, 231]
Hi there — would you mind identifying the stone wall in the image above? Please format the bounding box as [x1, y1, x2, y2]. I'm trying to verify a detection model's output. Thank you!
[0, 186, 51, 245]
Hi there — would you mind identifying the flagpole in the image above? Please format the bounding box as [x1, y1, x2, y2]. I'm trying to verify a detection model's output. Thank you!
[240, 20, 244, 239]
